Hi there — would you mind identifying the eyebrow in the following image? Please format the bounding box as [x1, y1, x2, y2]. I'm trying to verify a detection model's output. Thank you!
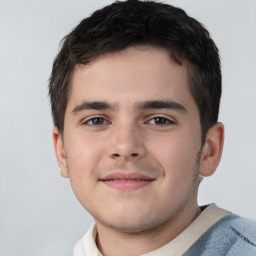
[71, 100, 186, 115]
[136, 100, 187, 112]
[72, 101, 116, 114]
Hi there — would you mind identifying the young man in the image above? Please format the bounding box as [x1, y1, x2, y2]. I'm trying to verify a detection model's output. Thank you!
[49, 0, 256, 255]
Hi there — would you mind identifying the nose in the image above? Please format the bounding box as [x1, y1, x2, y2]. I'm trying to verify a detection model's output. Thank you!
[107, 123, 146, 161]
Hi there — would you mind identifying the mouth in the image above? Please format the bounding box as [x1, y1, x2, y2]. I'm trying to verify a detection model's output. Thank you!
[100, 172, 155, 191]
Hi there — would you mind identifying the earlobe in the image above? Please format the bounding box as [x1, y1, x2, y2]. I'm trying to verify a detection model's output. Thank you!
[52, 127, 69, 178]
[199, 122, 224, 177]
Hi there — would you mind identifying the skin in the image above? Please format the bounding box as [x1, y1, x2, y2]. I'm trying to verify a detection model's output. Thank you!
[53, 46, 224, 256]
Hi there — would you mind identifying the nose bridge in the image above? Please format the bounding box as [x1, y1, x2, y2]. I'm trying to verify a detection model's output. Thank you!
[107, 120, 145, 160]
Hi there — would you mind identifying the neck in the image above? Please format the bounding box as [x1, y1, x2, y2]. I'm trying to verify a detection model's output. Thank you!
[95, 203, 201, 256]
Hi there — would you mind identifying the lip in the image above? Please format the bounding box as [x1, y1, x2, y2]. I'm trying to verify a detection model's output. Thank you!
[100, 172, 155, 191]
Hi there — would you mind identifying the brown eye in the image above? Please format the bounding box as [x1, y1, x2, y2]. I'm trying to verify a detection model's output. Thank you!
[87, 117, 106, 125]
[149, 117, 173, 125]
[147, 116, 175, 126]
[153, 117, 168, 125]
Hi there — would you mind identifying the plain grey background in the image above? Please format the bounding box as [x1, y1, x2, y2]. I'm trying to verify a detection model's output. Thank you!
[1, 0, 256, 255]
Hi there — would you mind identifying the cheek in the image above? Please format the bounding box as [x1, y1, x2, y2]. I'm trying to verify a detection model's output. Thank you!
[64, 135, 105, 209]
[152, 133, 200, 179]
[65, 133, 106, 177]
[155, 134, 198, 161]
[156, 137, 200, 202]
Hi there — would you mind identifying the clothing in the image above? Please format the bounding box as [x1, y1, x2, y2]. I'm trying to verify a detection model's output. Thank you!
[73, 204, 256, 256]
[184, 213, 256, 256]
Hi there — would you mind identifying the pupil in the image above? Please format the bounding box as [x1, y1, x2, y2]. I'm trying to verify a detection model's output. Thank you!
[93, 118, 103, 125]
[155, 117, 165, 124]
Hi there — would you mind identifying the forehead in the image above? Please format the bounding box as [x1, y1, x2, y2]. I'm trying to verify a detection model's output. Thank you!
[67, 46, 196, 113]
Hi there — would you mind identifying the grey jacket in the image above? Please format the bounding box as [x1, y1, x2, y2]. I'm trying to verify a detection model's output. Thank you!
[184, 214, 256, 255]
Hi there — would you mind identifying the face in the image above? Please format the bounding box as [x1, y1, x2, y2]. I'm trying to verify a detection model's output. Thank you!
[54, 46, 218, 233]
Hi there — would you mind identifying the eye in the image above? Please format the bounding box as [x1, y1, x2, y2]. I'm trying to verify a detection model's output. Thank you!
[84, 117, 108, 126]
[147, 116, 174, 125]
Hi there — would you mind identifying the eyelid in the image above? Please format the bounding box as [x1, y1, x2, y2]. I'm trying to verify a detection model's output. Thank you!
[80, 114, 176, 126]
[146, 114, 176, 122]
[81, 115, 111, 125]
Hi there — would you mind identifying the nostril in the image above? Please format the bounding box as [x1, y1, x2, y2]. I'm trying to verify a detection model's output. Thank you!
[111, 152, 140, 159]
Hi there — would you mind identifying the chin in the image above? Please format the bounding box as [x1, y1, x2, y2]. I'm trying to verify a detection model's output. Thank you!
[96, 209, 170, 234]
[104, 219, 160, 233]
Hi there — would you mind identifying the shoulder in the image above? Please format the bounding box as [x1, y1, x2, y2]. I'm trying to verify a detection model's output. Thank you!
[185, 214, 256, 256]
[226, 214, 256, 243]
[217, 214, 256, 255]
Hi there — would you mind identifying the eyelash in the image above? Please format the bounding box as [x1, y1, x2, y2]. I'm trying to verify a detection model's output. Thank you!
[82, 116, 110, 126]
[82, 115, 175, 127]
[146, 116, 175, 126]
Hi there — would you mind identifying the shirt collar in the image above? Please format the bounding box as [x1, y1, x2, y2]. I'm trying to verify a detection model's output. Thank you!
[73, 204, 231, 256]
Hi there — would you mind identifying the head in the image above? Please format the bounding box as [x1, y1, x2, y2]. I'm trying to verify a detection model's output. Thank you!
[49, 0, 221, 143]
[49, 0, 224, 239]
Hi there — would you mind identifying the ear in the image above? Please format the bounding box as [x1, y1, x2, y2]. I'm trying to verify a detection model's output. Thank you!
[199, 122, 224, 177]
[52, 127, 69, 178]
